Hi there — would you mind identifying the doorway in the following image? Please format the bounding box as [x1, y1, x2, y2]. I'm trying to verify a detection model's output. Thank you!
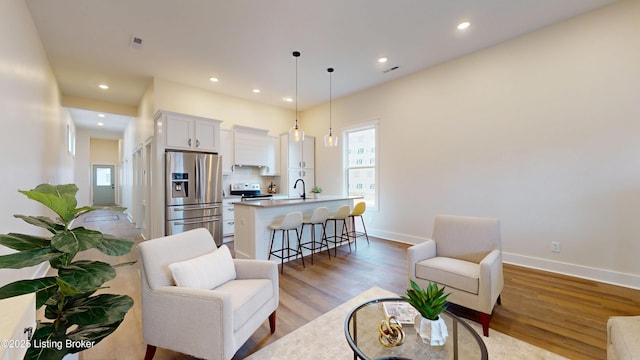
[93, 164, 116, 205]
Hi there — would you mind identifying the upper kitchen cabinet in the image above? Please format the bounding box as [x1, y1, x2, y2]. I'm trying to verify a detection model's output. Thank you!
[155, 110, 222, 153]
[220, 128, 234, 175]
[261, 135, 280, 176]
[281, 133, 314, 170]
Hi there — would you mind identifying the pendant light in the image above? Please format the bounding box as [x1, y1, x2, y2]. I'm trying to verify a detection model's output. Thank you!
[289, 51, 304, 142]
[324, 67, 338, 147]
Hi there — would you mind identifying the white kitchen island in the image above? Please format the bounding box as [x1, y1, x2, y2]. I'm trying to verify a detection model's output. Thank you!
[233, 196, 363, 261]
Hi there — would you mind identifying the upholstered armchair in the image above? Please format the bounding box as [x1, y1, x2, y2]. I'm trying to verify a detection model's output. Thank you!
[138, 228, 279, 360]
[407, 214, 503, 336]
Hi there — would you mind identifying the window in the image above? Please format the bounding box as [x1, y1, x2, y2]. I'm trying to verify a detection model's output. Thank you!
[345, 124, 377, 209]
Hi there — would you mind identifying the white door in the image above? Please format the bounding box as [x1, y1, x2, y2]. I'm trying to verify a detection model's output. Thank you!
[93, 165, 116, 205]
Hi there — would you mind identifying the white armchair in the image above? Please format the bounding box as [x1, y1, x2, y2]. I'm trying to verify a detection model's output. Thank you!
[407, 214, 503, 336]
[138, 228, 279, 360]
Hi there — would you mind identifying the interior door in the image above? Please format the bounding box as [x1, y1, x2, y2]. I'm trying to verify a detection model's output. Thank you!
[93, 164, 116, 205]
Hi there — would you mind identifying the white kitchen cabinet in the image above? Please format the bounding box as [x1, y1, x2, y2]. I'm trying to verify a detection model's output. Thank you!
[158, 111, 222, 153]
[261, 135, 280, 176]
[222, 198, 236, 239]
[220, 128, 234, 175]
[280, 134, 315, 197]
[233, 126, 269, 166]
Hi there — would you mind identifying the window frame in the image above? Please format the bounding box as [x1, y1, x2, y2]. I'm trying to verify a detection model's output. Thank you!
[343, 120, 379, 211]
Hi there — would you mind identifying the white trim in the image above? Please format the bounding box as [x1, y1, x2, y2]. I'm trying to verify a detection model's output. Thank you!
[368, 228, 640, 290]
[502, 252, 640, 290]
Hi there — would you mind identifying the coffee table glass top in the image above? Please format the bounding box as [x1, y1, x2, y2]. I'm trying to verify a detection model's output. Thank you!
[344, 297, 488, 360]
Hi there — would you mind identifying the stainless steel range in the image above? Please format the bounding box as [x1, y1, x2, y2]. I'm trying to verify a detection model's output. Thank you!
[230, 183, 273, 200]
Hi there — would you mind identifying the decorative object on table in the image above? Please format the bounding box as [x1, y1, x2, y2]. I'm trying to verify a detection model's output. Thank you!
[311, 185, 322, 199]
[401, 280, 450, 346]
[378, 315, 405, 347]
[383, 301, 421, 324]
[0, 184, 134, 360]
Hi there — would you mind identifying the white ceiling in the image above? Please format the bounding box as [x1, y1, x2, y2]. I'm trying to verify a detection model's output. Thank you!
[25, 0, 617, 132]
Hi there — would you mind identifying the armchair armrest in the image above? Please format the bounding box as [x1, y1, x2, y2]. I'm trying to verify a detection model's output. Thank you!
[407, 239, 437, 281]
[478, 249, 504, 313]
[142, 285, 233, 359]
[234, 259, 278, 281]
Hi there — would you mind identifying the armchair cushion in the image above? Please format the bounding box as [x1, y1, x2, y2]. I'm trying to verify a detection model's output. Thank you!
[416, 257, 480, 294]
[216, 279, 273, 331]
[169, 245, 236, 289]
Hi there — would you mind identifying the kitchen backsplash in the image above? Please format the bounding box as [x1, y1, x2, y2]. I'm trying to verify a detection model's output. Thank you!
[223, 166, 280, 195]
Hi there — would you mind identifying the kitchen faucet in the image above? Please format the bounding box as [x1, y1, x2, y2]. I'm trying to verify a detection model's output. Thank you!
[294, 178, 306, 200]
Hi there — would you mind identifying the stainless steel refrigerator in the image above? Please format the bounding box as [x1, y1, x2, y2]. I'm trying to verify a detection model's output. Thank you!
[165, 150, 223, 246]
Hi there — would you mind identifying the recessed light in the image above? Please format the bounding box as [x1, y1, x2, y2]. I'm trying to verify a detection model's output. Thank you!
[252, 89, 261, 93]
[209, 77, 219, 82]
[378, 57, 388, 63]
[98, 84, 109, 90]
[97, 122, 104, 126]
[457, 21, 471, 30]
[98, 113, 105, 118]
[283, 97, 293, 102]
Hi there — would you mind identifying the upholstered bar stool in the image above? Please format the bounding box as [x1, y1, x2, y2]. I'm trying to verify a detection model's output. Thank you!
[300, 207, 331, 264]
[348, 202, 370, 249]
[325, 205, 352, 256]
[268, 211, 305, 273]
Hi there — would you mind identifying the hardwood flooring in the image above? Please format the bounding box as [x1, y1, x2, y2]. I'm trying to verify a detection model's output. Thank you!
[70, 210, 640, 360]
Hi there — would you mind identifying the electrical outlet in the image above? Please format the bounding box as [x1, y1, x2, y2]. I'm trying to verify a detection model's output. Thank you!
[551, 241, 561, 253]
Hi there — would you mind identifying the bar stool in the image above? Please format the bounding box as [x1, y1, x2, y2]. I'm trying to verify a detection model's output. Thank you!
[268, 211, 305, 273]
[348, 202, 370, 249]
[325, 205, 352, 256]
[300, 207, 331, 264]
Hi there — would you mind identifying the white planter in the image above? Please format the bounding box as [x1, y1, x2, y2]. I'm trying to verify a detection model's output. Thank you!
[414, 315, 448, 346]
[312, 193, 320, 199]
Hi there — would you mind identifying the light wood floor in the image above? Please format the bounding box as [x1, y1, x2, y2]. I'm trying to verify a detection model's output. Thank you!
[72, 210, 640, 360]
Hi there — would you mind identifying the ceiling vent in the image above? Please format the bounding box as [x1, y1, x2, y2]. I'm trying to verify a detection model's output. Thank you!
[130, 36, 144, 49]
[383, 66, 399, 74]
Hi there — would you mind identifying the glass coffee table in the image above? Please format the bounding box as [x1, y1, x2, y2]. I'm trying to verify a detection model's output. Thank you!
[344, 298, 488, 360]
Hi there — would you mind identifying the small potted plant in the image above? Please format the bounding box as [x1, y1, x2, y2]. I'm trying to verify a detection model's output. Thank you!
[310, 185, 323, 199]
[401, 280, 450, 346]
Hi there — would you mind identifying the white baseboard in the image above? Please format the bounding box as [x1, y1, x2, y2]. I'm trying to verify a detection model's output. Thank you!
[368, 228, 640, 290]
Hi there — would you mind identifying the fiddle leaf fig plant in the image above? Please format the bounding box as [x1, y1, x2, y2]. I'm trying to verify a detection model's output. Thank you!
[0, 184, 134, 360]
[401, 280, 450, 321]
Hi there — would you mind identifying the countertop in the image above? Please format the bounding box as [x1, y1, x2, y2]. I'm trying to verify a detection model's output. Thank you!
[232, 195, 363, 208]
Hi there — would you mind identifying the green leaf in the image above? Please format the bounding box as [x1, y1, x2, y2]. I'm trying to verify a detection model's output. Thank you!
[51, 227, 103, 253]
[25, 325, 69, 360]
[64, 294, 133, 326]
[95, 234, 134, 256]
[0, 233, 50, 251]
[0, 277, 58, 307]
[57, 261, 116, 296]
[0, 248, 63, 269]
[19, 184, 78, 224]
[13, 215, 64, 234]
[66, 320, 126, 353]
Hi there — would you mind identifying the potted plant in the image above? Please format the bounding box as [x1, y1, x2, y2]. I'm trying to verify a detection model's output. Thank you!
[310, 186, 322, 199]
[0, 184, 134, 360]
[401, 280, 450, 346]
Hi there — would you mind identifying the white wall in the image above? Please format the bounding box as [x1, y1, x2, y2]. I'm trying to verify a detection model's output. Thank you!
[306, 0, 640, 288]
[0, 0, 73, 286]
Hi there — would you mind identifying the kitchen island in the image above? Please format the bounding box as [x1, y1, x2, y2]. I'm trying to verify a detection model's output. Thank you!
[233, 196, 363, 261]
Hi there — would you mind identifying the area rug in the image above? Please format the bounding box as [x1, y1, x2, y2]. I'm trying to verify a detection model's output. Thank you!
[245, 286, 567, 360]
[83, 214, 120, 222]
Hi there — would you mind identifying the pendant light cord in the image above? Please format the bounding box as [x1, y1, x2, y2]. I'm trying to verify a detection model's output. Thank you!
[328, 67, 334, 135]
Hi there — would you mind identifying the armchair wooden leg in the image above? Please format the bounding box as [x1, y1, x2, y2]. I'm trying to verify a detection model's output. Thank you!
[144, 345, 157, 360]
[269, 311, 277, 333]
[480, 313, 490, 337]
[497, 295, 502, 305]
